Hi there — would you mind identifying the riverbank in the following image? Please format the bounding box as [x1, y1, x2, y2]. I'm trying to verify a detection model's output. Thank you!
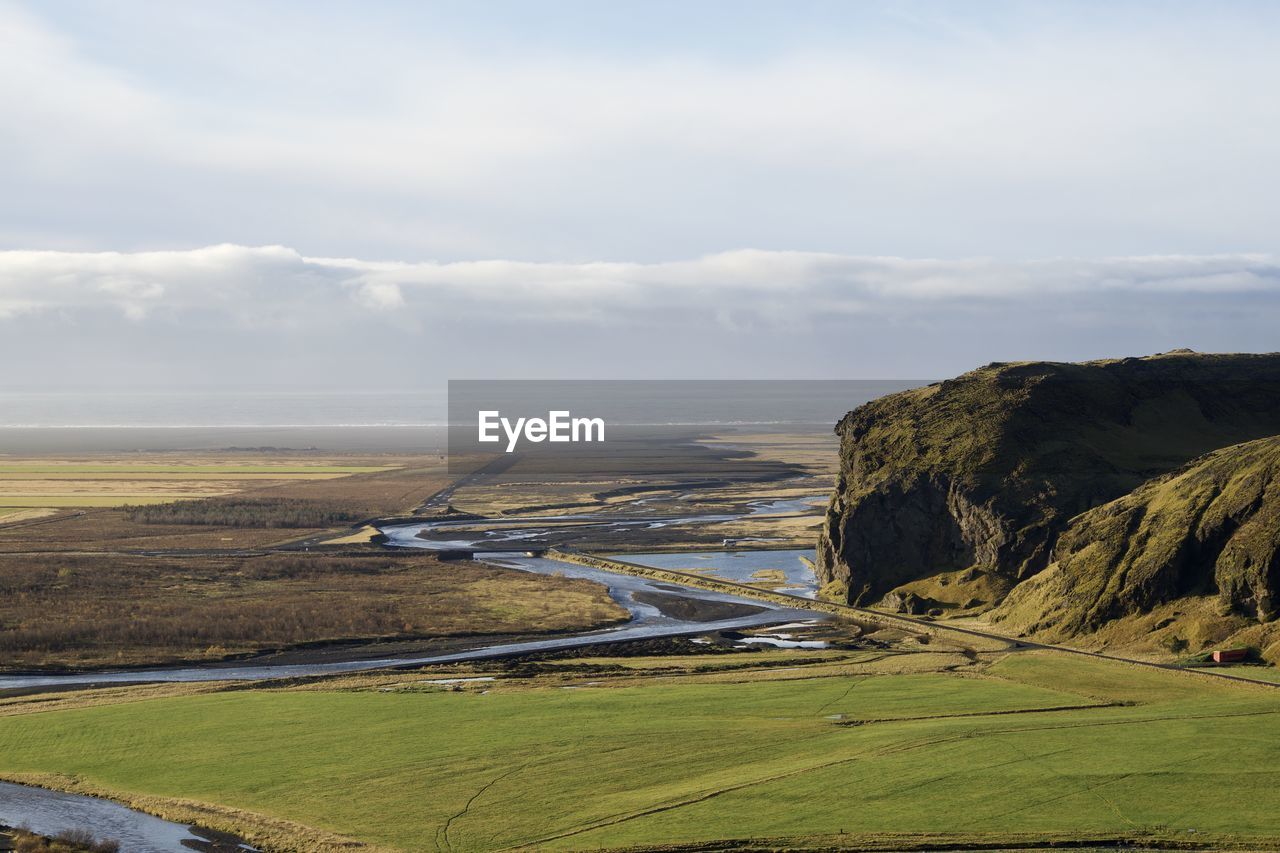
[0, 776, 348, 853]
[545, 549, 1015, 651]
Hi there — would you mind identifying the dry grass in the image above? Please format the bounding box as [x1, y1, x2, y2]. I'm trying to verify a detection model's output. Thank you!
[0, 552, 628, 668]
[0, 454, 430, 508]
[0, 682, 227, 718]
[0, 823, 120, 853]
[0, 510, 326, 551]
[0, 457, 403, 511]
[1, 497, 195, 508]
[320, 525, 381, 545]
[704, 512, 826, 547]
[699, 431, 840, 474]
[0, 508, 56, 522]
[0, 772, 383, 853]
[0, 453, 451, 551]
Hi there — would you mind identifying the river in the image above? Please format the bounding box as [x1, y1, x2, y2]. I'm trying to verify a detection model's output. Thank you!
[0, 503, 827, 691]
[0, 781, 225, 853]
[0, 497, 827, 844]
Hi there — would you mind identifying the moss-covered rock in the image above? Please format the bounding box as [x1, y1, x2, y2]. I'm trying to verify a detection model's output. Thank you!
[818, 351, 1280, 606]
[991, 434, 1280, 640]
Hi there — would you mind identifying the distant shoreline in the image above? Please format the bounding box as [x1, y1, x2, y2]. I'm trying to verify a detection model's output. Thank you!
[0, 425, 448, 453]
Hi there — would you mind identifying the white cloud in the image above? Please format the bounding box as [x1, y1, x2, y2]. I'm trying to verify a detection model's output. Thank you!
[1, 244, 1276, 325]
[3, 3, 1280, 259]
[0, 243, 1275, 388]
[2, 4, 1279, 387]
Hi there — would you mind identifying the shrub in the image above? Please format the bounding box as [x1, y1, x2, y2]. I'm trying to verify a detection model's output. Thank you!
[123, 497, 363, 528]
[9, 827, 120, 853]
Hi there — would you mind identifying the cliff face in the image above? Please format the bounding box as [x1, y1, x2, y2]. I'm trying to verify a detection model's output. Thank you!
[817, 351, 1280, 607]
[990, 435, 1280, 640]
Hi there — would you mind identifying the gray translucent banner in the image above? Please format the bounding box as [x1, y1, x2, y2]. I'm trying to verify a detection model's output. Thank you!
[446, 379, 926, 477]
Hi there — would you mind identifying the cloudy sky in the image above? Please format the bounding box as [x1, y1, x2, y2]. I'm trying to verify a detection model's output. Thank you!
[2, 0, 1279, 390]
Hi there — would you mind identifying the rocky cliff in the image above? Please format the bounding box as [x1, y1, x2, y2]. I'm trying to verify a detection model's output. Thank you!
[817, 351, 1280, 608]
[990, 434, 1280, 641]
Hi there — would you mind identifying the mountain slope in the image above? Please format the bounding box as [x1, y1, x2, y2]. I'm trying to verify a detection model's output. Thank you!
[991, 434, 1280, 643]
[817, 351, 1280, 607]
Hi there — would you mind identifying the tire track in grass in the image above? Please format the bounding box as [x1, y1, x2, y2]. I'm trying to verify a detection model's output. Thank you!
[833, 700, 1124, 726]
[510, 719, 1086, 848]
[512, 706, 1280, 849]
[813, 676, 870, 716]
[437, 762, 530, 851]
[963, 746, 1214, 830]
[864, 745, 1077, 801]
[999, 738, 1140, 828]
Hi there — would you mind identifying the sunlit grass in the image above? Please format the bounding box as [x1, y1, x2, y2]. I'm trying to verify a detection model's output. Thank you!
[1, 653, 1274, 851]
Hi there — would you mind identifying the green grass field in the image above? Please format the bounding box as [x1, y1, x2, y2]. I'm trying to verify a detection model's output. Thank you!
[1, 651, 1278, 851]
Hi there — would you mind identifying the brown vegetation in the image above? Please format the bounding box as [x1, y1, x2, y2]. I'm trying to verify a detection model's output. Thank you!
[0, 454, 452, 552]
[123, 496, 364, 528]
[0, 552, 628, 668]
[1, 827, 118, 853]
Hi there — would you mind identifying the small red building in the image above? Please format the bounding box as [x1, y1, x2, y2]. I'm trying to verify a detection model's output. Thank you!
[1211, 648, 1248, 664]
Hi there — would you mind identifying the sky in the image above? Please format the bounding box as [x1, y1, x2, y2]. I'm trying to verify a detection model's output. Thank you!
[2, 0, 1279, 389]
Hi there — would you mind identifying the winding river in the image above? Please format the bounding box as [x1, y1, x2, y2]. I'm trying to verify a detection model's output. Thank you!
[0, 781, 217, 853]
[0, 497, 827, 841]
[0, 499, 827, 692]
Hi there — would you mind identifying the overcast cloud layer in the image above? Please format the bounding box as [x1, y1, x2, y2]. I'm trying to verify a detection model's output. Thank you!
[2, 1, 1279, 389]
[6, 1, 1280, 261]
[2, 245, 1276, 388]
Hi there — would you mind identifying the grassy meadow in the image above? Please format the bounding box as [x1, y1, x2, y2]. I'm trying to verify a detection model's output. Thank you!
[3, 440, 1277, 851]
[2, 649, 1278, 851]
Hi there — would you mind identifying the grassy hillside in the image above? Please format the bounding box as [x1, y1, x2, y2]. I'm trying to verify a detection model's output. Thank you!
[1, 650, 1279, 851]
[992, 434, 1280, 656]
[818, 351, 1280, 607]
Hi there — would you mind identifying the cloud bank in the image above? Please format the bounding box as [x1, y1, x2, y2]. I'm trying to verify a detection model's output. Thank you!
[3, 244, 1277, 320]
[4, 4, 1279, 388]
[2, 245, 1277, 388]
[5, 2, 1280, 260]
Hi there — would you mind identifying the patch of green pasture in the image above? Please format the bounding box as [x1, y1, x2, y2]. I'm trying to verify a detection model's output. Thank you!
[0, 672, 1084, 850]
[1210, 667, 1280, 684]
[565, 648, 863, 669]
[986, 650, 1240, 703]
[567, 695, 1280, 849]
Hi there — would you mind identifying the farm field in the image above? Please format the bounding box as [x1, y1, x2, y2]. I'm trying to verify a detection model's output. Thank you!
[0, 452, 453, 551]
[0, 464, 395, 474]
[2, 649, 1278, 851]
[0, 458, 405, 512]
